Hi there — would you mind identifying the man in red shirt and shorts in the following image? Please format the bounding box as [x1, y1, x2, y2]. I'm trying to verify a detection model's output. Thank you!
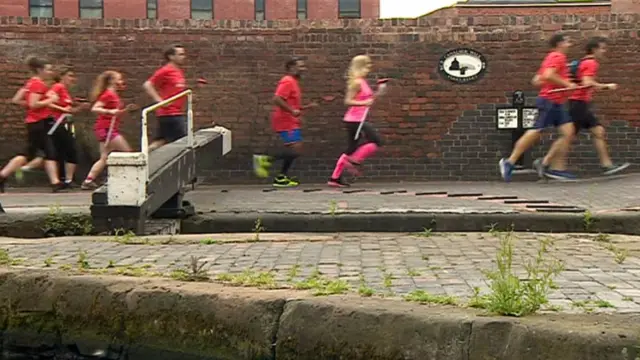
[499, 33, 576, 182]
[143, 44, 188, 151]
[535, 36, 628, 177]
[253, 57, 316, 187]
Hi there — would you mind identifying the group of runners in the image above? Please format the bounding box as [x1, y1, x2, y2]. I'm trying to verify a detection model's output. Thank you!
[253, 54, 387, 188]
[499, 33, 629, 182]
[1, 34, 629, 193]
[254, 33, 630, 188]
[0, 44, 191, 193]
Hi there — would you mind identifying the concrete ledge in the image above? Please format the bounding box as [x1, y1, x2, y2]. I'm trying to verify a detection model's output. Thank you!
[181, 212, 640, 235]
[2, 210, 640, 236]
[0, 270, 638, 360]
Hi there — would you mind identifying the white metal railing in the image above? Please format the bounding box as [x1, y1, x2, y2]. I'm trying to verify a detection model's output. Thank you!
[140, 89, 194, 178]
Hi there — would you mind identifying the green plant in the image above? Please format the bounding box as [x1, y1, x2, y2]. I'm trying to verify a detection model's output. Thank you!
[252, 218, 265, 242]
[293, 270, 350, 296]
[404, 290, 458, 305]
[594, 233, 611, 243]
[0, 249, 10, 265]
[216, 270, 277, 289]
[43, 205, 93, 237]
[415, 227, 432, 237]
[407, 268, 421, 277]
[115, 264, 161, 277]
[113, 228, 145, 244]
[77, 250, 90, 269]
[43, 257, 55, 267]
[169, 256, 209, 282]
[286, 264, 300, 281]
[199, 238, 219, 245]
[467, 287, 489, 309]
[481, 231, 564, 317]
[328, 200, 337, 216]
[358, 275, 374, 297]
[583, 210, 595, 231]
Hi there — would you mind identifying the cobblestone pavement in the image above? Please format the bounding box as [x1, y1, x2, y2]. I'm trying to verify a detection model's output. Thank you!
[1, 173, 640, 214]
[2, 232, 640, 314]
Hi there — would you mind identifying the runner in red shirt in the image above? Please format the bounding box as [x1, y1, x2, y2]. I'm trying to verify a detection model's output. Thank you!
[14, 65, 89, 187]
[0, 56, 64, 193]
[82, 71, 138, 190]
[253, 57, 317, 187]
[565, 37, 628, 175]
[143, 44, 188, 151]
[499, 33, 576, 182]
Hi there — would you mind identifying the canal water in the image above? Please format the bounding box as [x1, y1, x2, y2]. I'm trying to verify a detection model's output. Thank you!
[2, 341, 228, 359]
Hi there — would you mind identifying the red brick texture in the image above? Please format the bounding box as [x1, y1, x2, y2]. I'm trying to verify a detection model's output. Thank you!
[0, 0, 379, 20]
[456, 5, 610, 16]
[0, 12, 639, 183]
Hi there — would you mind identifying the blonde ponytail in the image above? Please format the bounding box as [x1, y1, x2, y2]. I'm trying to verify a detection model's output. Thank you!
[346, 55, 371, 91]
[90, 70, 118, 102]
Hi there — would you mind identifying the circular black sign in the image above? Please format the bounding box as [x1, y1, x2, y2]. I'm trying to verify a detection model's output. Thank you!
[438, 48, 487, 84]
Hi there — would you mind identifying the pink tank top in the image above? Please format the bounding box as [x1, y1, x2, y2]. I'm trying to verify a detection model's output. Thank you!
[343, 79, 373, 123]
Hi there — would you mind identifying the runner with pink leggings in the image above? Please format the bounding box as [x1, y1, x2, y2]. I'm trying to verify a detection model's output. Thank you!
[81, 70, 138, 190]
[328, 55, 387, 187]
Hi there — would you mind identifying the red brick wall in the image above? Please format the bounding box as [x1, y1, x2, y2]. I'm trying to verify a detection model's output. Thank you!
[55, 0, 79, 18]
[1, 13, 639, 182]
[456, 5, 610, 16]
[0, 0, 379, 19]
[105, 0, 146, 19]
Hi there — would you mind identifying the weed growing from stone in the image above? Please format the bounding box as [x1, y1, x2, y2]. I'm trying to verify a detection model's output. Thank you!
[623, 296, 634, 302]
[358, 275, 374, 297]
[543, 304, 563, 312]
[169, 256, 209, 282]
[77, 250, 90, 269]
[58, 264, 72, 271]
[404, 290, 458, 305]
[113, 229, 147, 244]
[583, 210, 595, 231]
[43, 257, 55, 267]
[43, 205, 93, 237]
[328, 200, 337, 216]
[467, 287, 487, 309]
[0, 249, 9, 265]
[252, 218, 264, 242]
[594, 233, 611, 243]
[286, 264, 300, 281]
[407, 268, 421, 277]
[115, 264, 161, 277]
[602, 243, 629, 264]
[293, 270, 350, 296]
[572, 299, 616, 311]
[199, 238, 219, 245]
[216, 270, 278, 289]
[478, 231, 564, 317]
[415, 228, 432, 237]
[106, 260, 115, 268]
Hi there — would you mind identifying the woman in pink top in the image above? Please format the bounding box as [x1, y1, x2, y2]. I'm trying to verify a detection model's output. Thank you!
[328, 55, 387, 187]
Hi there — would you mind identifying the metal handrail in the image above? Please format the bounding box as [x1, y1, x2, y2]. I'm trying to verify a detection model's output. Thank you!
[140, 89, 194, 179]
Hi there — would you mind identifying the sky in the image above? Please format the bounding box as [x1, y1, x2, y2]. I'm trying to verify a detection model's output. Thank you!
[379, 0, 463, 19]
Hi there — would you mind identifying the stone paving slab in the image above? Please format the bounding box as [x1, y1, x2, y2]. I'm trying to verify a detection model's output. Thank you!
[1, 173, 639, 215]
[2, 232, 640, 314]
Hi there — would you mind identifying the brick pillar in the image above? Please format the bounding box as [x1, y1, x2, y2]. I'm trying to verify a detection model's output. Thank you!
[611, 0, 640, 13]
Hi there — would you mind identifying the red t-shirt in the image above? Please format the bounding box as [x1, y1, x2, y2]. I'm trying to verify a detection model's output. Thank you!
[271, 75, 301, 132]
[148, 63, 186, 117]
[570, 58, 599, 102]
[49, 82, 72, 119]
[538, 51, 570, 104]
[94, 89, 123, 130]
[24, 77, 51, 123]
